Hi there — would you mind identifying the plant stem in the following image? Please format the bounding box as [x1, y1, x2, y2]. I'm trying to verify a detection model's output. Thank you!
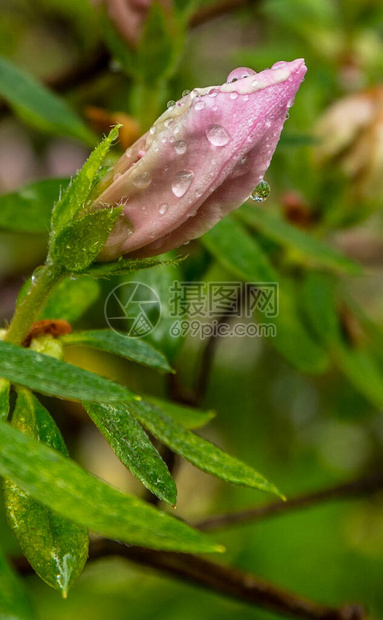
[4, 263, 66, 346]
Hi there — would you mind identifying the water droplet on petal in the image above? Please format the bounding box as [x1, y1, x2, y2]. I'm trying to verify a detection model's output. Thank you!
[195, 100, 205, 111]
[208, 88, 219, 97]
[195, 188, 204, 197]
[171, 170, 194, 197]
[134, 172, 152, 189]
[182, 89, 190, 97]
[271, 61, 286, 70]
[161, 137, 168, 144]
[212, 105, 218, 112]
[167, 100, 176, 109]
[159, 202, 169, 215]
[164, 119, 175, 128]
[175, 140, 187, 154]
[206, 124, 230, 146]
[149, 126, 156, 135]
[285, 112, 290, 120]
[226, 67, 257, 82]
[250, 180, 271, 202]
[230, 92, 238, 100]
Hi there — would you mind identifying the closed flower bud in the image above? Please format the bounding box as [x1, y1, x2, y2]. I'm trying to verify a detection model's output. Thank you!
[93, 59, 307, 260]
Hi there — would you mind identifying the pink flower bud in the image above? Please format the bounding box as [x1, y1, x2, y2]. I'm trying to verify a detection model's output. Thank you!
[94, 59, 307, 260]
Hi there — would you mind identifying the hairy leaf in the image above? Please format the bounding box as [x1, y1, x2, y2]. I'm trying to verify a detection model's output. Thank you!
[40, 276, 101, 322]
[3, 390, 88, 596]
[0, 378, 10, 422]
[62, 329, 172, 373]
[0, 421, 221, 553]
[50, 206, 123, 272]
[127, 399, 282, 497]
[145, 396, 215, 430]
[51, 125, 120, 235]
[0, 341, 130, 402]
[84, 402, 176, 505]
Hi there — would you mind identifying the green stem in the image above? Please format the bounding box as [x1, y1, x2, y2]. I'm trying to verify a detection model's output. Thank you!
[4, 263, 66, 346]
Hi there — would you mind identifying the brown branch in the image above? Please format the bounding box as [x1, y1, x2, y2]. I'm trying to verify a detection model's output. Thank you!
[12, 541, 366, 620]
[195, 473, 383, 531]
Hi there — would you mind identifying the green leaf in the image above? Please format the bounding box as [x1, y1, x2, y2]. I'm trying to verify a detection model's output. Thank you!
[136, 3, 181, 83]
[126, 399, 282, 497]
[333, 343, 383, 409]
[0, 340, 130, 402]
[0, 420, 221, 553]
[145, 396, 215, 430]
[51, 125, 120, 236]
[62, 329, 172, 373]
[272, 281, 330, 374]
[3, 390, 88, 596]
[301, 272, 340, 344]
[0, 56, 95, 145]
[0, 378, 10, 422]
[237, 205, 362, 275]
[0, 549, 36, 619]
[39, 276, 101, 322]
[84, 402, 176, 505]
[201, 216, 277, 282]
[0, 178, 67, 233]
[86, 256, 179, 279]
[50, 205, 123, 272]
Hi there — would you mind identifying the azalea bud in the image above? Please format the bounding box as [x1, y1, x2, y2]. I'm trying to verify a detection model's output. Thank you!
[94, 59, 307, 260]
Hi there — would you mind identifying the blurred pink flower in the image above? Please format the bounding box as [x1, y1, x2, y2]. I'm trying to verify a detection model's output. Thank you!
[94, 59, 307, 260]
[102, 0, 171, 48]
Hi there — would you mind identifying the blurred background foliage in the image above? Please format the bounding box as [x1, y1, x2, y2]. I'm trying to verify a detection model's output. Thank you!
[0, 0, 383, 618]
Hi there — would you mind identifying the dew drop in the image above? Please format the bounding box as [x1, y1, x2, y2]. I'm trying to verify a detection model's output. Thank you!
[208, 88, 219, 97]
[195, 188, 204, 197]
[271, 61, 286, 70]
[149, 126, 156, 135]
[159, 202, 169, 215]
[134, 172, 152, 189]
[171, 170, 194, 197]
[206, 124, 230, 146]
[161, 137, 168, 144]
[250, 180, 271, 202]
[164, 119, 175, 128]
[230, 92, 238, 100]
[167, 100, 176, 109]
[212, 105, 218, 112]
[285, 112, 290, 120]
[226, 67, 257, 82]
[175, 140, 187, 154]
[195, 100, 205, 111]
[182, 89, 190, 97]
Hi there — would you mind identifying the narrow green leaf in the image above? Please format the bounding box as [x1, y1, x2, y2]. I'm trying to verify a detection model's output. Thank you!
[145, 396, 215, 430]
[62, 330, 172, 373]
[50, 205, 123, 272]
[0, 56, 95, 145]
[84, 402, 177, 505]
[3, 390, 88, 596]
[272, 281, 330, 374]
[0, 378, 10, 422]
[0, 178, 67, 233]
[237, 205, 362, 275]
[202, 216, 277, 282]
[0, 549, 36, 619]
[127, 399, 282, 497]
[0, 341, 130, 402]
[39, 276, 101, 322]
[0, 421, 221, 553]
[301, 272, 340, 344]
[51, 125, 120, 235]
[86, 257, 179, 279]
[334, 343, 383, 409]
